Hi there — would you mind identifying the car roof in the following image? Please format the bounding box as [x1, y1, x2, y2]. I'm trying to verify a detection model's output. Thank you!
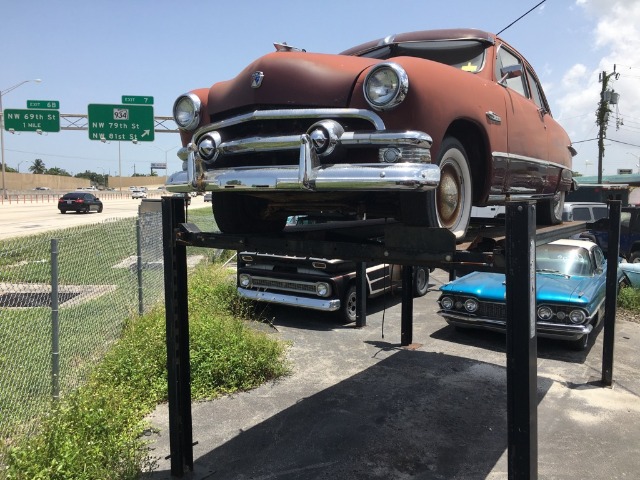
[340, 28, 496, 56]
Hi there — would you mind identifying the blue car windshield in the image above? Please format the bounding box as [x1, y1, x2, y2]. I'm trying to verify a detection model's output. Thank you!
[359, 40, 487, 73]
[536, 245, 593, 277]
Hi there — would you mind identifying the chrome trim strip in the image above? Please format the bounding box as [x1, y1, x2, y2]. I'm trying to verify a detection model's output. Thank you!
[492, 151, 570, 172]
[214, 130, 432, 157]
[438, 311, 592, 341]
[238, 287, 341, 311]
[193, 108, 387, 140]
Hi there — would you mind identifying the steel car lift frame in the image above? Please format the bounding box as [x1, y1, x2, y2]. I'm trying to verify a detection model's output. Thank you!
[161, 197, 621, 479]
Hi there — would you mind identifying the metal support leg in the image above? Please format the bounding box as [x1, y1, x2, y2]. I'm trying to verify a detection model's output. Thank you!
[505, 201, 538, 480]
[602, 200, 621, 386]
[401, 266, 413, 346]
[355, 262, 367, 327]
[162, 197, 193, 477]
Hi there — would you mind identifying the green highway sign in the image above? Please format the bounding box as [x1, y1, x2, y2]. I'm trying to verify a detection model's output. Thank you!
[122, 95, 154, 105]
[27, 100, 60, 109]
[88, 103, 155, 142]
[3, 109, 60, 132]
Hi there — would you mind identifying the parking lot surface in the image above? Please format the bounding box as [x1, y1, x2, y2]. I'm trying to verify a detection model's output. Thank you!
[144, 268, 640, 479]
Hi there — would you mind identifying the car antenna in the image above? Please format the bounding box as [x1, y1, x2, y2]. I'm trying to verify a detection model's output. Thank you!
[497, 0, 547, 35]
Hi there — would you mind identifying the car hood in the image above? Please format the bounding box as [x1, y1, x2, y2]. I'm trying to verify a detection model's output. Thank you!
[440, 271, 597, 305]
[207, 51, 377, 115]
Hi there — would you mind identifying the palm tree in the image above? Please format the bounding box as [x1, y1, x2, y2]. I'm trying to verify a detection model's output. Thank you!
[29, 159, 46, 174]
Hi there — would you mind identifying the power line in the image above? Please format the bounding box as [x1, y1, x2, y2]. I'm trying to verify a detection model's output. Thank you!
[497, 0, 547, 35]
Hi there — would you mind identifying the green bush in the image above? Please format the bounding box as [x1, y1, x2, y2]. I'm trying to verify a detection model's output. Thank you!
[2, 262, 289, 478]
[618, 285, 640, 311]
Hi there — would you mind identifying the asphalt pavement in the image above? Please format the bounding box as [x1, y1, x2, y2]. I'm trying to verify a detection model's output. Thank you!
[143, 268, 640, 479]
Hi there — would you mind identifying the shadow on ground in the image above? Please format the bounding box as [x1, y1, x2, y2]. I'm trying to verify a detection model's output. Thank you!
[142, 349, 552, 479]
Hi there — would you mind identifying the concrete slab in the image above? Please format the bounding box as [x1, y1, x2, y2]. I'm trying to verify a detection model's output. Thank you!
[142, 269, 640, 479]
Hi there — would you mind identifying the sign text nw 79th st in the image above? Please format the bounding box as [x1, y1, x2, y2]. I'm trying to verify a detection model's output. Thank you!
[87, 104, 155, 142]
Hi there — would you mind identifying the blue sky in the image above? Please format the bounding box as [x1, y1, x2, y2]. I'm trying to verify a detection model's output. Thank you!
[2, 0, 639, 177]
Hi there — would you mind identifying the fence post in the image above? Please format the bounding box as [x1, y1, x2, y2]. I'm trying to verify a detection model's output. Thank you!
[51, 239, 60, 401]
[137, 217, 144, 316]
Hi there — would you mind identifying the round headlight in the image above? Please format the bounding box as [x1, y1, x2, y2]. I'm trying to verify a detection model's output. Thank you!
[363, 63, 409, 110]
[464, 298, 479, 313]
[173, 93, 201, 130]
[238, 274, 251, 288]
[440, 296, 454, 310]
[537, 306, 553, 321]
[569, 309, 586, 324]
[316, 282, 331, 297]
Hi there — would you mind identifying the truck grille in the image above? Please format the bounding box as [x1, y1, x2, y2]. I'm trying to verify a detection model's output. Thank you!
[251, 276, 318, 295]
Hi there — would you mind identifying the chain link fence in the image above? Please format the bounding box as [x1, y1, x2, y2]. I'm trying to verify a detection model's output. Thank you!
[0, 201, 218, 440]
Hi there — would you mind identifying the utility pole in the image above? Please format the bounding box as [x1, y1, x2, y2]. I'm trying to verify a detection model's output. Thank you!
[596, 67, 620, 184]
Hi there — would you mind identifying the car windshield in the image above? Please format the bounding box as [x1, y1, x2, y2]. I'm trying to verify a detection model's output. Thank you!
[359, 39, 487, 73]
[536, 245, 593, 277]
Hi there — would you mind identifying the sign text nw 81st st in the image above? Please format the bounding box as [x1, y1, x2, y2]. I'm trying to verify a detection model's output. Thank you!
[87, 104, 155, 142]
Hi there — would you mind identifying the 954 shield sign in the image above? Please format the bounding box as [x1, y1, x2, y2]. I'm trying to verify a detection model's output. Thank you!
[87, 103, 155, 142]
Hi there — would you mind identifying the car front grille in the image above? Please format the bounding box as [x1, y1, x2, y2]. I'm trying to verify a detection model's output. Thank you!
[251, 276, 318, 295]
[478, 302, 506, 320]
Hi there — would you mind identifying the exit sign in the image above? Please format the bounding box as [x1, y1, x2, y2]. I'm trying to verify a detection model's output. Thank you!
[27, 100, 59, 109]
[3, 109, 60, 132]
[122, 96, 154, 105]
[88, 103, 155, 142]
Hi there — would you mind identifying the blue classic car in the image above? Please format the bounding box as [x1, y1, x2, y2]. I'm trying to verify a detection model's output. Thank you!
[437, 239, 625, 350]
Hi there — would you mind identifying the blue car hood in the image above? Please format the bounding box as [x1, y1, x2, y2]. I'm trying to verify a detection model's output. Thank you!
[440, 271, 596, 305]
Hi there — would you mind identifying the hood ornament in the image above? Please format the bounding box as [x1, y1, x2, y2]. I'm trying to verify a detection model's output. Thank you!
[251, 71, 264, 89]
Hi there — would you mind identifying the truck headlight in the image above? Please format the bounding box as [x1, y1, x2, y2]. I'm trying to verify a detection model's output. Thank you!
[238, 274, 252, 288]
[316, 282, 331, 297]
[173, 93, 201, 130]
[364, 63, 408, 111]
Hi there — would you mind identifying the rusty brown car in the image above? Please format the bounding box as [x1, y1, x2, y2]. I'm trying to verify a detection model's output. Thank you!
[167, 28, 575, 239]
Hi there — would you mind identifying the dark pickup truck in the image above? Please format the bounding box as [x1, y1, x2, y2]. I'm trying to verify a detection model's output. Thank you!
[237, 252, 429, 322]
[586, 206, 640, 262]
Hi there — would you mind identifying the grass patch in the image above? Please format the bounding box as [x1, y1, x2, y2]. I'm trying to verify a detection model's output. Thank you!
[1, 261, 289, 479]
[618, 285, 640, 311]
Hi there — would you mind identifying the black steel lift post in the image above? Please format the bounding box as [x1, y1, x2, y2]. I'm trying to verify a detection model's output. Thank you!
[161, 197, 621, 479]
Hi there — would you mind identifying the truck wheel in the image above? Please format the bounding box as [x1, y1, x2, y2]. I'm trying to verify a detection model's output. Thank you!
[412, 266, 429, 297]
[400, 137, 472, 242]
[211, 193, 287, 234]
[340, 285, 358, 323]
[537, 191, 565, 225]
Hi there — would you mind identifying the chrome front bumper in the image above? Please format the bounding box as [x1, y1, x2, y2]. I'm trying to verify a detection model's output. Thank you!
[438, 311, 593, 341]
[166, 108, 439, 193]
[238, 287, 341, 312]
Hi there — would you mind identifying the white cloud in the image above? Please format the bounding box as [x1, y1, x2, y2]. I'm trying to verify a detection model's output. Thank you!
[555, 1, 640, 175]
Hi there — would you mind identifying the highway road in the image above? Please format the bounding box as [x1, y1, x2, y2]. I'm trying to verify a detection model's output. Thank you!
[0, 193, 207, 241]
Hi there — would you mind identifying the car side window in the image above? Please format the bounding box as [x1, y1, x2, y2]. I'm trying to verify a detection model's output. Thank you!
[526, 68, 545, 110]
[593, 247, 605, 268]
[496, 46, 529, 98]
[572, 208, 591, 221]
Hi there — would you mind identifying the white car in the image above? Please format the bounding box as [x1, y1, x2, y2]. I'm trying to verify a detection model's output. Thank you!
[131, 189, 147, 199]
